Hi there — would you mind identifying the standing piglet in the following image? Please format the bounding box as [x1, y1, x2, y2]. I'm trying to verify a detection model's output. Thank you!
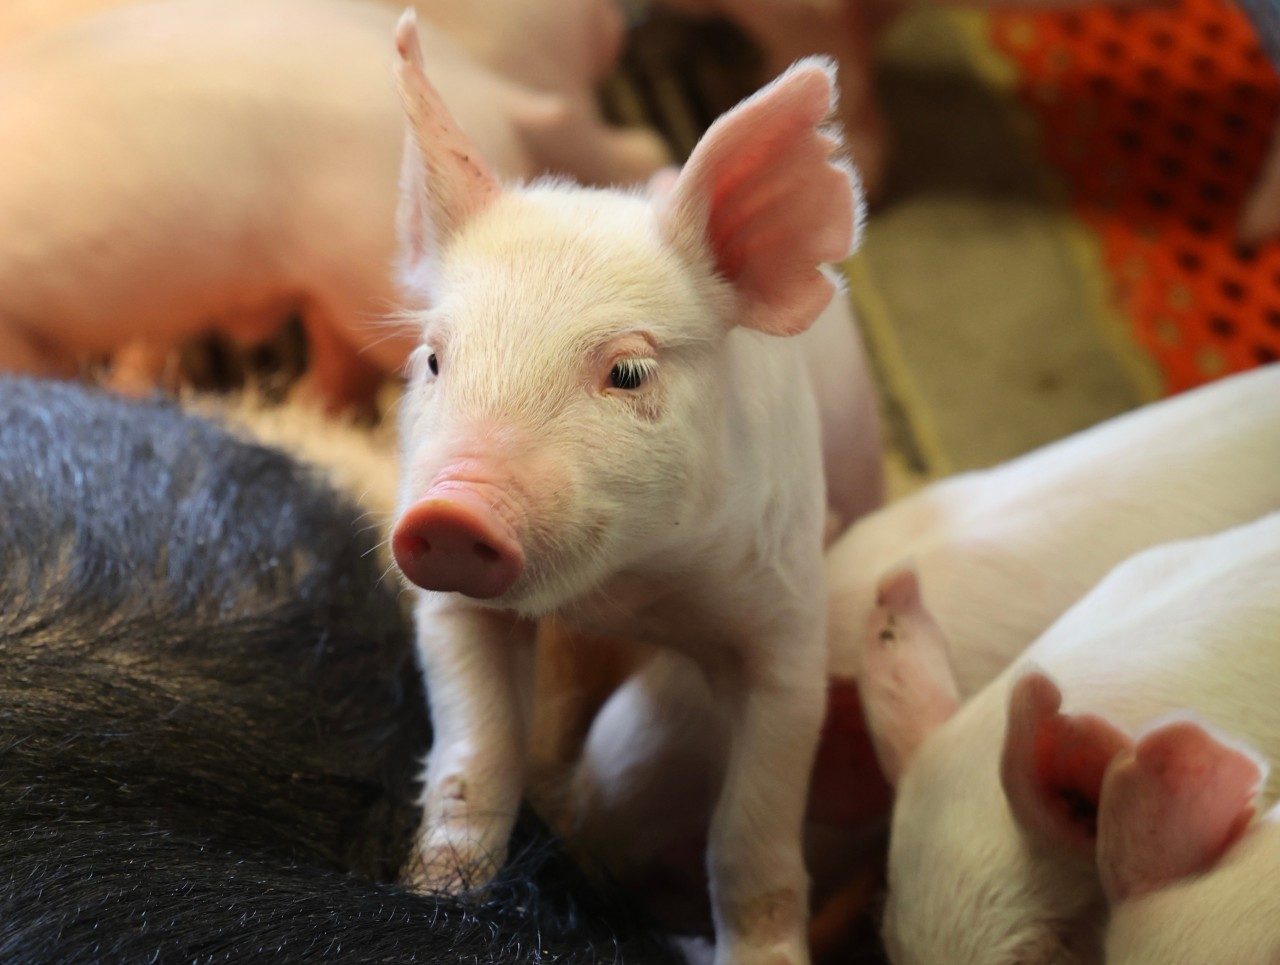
[387, 10, 863, 961]
[860, 510, 1280, 963]
[1099, 728, 1280, 964]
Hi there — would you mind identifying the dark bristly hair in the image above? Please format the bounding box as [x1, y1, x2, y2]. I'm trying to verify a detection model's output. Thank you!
[0, 377, 672, 964]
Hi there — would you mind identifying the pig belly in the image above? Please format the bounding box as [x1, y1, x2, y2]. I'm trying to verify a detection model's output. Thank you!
[0, 0, 407, 370]
[0, 0, 135, 49]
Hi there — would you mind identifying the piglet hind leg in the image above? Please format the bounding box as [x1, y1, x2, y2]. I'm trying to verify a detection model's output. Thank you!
[402, 600, 534, 894]
[707, 613, 827, 965]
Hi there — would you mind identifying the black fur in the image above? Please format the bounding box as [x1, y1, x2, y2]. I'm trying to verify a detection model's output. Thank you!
[0, 378, 671, 963]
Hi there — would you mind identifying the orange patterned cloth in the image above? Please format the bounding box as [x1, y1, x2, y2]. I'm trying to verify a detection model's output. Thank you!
[991, 0, 1280, 393]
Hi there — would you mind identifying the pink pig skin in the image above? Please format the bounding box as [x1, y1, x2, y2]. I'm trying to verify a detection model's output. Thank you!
[864, 510, 1280, 964]
[560, 288, 885, 921]
[0, 0, 666, 406]
[663, 0, 896, 198]
[798, 286, 886, 535]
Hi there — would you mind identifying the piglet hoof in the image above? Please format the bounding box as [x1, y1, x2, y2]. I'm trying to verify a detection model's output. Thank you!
[715, 889, 810, 965]
[399, 826, 506, 896]
[713, 935, 808, 965]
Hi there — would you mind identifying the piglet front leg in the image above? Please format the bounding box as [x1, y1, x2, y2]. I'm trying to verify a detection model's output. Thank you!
[402, 597, 534, 893]
[707, 607, 827, 965]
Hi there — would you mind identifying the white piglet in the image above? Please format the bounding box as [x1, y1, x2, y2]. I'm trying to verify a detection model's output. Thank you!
[828, 362, 1280, 697]
[861, 510, 1280, 964]
[387, 11, 862, 961]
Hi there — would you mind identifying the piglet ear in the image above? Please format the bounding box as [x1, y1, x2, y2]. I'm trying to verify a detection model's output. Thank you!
[1096, 719, 1266, 904]
[860, 568, 959, 786]
[1001, 672, 1132, 856]
[393, 10, 501, 270]
[658, 58, 864, 337]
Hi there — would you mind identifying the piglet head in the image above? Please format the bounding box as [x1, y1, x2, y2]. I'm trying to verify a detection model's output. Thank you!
[389, 10, 861, 613]
[875, 667, 1115, 965]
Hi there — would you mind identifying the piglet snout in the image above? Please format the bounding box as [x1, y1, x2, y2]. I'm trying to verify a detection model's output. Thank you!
[393, 484, 524, 598]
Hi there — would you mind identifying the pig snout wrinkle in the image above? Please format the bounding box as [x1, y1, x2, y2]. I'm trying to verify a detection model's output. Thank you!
[393, 485, 524, 598]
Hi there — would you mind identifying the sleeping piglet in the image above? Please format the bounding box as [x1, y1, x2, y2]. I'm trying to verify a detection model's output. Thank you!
[387, 9, 866, 961]
[0, 0, 665, 407]
[861, 509, 1280, 963]
[826, 363, 1280, 700]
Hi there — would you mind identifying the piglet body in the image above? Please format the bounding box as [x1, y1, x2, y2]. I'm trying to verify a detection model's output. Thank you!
[828, 362, 1280, 695]
[863, 510, 1280, 963]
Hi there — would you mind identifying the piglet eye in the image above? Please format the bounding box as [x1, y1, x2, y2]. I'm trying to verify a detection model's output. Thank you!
[608, 358, 654, 391]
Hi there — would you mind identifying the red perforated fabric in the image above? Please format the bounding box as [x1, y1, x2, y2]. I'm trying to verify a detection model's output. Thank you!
[991, 0, 1280, 393]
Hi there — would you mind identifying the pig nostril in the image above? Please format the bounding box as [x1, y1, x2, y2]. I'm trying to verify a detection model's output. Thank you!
[473, 541, 500, 563]
[400, 534, 431, 556]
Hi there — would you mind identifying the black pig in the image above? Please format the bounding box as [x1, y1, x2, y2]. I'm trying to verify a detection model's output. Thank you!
[0, 377, 671, 964]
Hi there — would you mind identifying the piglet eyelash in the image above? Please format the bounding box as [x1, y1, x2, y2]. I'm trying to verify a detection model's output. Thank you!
[610, 357, 657, 388]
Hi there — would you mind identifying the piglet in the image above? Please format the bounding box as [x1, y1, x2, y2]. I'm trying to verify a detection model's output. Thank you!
[388, 10, 863, 960]
[0, 0, 665, 408]
[827, 362, 1280, 699]
[1099, 725, 1280, 964]
[861, 509, 1280, 963]
[563, 363, 1280, 907]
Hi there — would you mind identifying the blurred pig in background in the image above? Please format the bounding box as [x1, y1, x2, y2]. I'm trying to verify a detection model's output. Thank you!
[0, 0, 666, 409]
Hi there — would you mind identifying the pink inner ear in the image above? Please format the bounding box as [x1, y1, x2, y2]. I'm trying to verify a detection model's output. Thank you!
[662, 59, 861, 337]
[1097, 719, 1266, 904]
[1002, 672, 1132, 855]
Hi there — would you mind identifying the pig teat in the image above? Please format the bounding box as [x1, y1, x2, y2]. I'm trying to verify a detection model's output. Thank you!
[393, 483, 525, 599]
